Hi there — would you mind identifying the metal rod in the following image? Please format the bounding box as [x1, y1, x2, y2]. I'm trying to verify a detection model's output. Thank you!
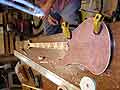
[0, 0, 44, 17]
[14, 0, 45, 17]
[14, 0, 35, 9]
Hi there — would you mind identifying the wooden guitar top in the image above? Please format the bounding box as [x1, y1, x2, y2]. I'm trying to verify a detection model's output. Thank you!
[63, 17, 111, 75]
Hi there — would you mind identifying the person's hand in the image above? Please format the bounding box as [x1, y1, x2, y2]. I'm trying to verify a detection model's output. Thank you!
[47, 11, 62, 25]
[48, 15, 59, 25]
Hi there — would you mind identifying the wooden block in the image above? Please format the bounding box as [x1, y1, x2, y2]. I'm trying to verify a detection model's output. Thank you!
[0, 27, 4, 55]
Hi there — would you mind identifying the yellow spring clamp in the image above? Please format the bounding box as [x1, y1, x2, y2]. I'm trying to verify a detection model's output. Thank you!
[93, 13, 104, 34]
[61, 21, 71, 39]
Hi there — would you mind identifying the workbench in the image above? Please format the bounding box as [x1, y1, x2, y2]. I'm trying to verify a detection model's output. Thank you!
[14, 22, 120, 90]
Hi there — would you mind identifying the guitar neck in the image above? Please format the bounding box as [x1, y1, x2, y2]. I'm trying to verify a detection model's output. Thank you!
[29, 42, 68, 50]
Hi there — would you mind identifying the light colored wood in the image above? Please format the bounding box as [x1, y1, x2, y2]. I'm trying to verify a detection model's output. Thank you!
[3, 12, 10, 56]
[22, 86, 31, 90]
[0, 27, 4, 55]
[0, 13, 3, 24]
[0, 13, 4, 55]
[9, 32, 15, 54]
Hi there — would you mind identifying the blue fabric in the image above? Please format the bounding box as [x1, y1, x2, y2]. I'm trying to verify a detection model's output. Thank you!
[50, 11, 62, 23]
[60, 0, 80, 25]
[46, 25, 62, 35]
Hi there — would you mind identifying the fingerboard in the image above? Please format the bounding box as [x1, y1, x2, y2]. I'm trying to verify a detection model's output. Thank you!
[28, 42, 68, 50]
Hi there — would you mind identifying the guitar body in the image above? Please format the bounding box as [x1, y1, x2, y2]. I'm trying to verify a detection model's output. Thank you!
[62, 17, 111, 75]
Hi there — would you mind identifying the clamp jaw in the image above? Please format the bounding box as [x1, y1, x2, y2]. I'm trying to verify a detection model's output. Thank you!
[61, 21, 71, 39]
[93, 13, 104, 34]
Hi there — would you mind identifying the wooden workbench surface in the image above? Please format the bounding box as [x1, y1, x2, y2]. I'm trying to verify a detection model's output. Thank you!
[15, 22, 120, 90]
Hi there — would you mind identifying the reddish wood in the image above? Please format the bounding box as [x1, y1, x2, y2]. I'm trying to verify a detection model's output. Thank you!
[62, 18, 111, 75]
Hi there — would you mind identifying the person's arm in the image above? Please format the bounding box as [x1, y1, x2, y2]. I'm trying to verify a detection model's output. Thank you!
[35, 0, 56, 15]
